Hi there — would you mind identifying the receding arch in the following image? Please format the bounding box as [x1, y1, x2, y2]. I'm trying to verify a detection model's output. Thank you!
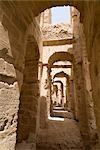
[53, 80, 64, 105]
[53, 80, 63, 85]
[48, 52, 74, 67]
[53, 71, 71, 108]
[53, 71, 70, 80]
[53, 80, 64, 96]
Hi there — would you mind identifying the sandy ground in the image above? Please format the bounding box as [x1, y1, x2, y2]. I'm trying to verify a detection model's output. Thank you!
[36, 117, 84, 150]
[16, 108, 85, 150]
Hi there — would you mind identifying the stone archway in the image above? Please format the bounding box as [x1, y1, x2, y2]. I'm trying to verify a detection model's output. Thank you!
[53, 71, 71, 110]
[48, 51, 74, 66]
[53, 80, 64, 105]
[47, 51, 92, 148]
[0, 1, 100, 149]
[47, 51, 74, 114]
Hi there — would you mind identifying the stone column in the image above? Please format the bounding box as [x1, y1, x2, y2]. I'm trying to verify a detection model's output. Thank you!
[71, 7, 92, 148]
[65, 79, 68, 110]
[69, 78, 76, 117]
[67, 77, 71, 110]
[61, 82, 64, 106]
[65, 77, 70, 111]
[39, 96, 47, 129]
[74, 62, 90, 149]
[17, 36, 39, 147]
[47, 68, 53, 116]
[80, 24, 97, 144]
[40, 9, 51, 27]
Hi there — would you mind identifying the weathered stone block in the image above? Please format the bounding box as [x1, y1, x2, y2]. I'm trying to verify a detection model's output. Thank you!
[0, 58, 16, 77]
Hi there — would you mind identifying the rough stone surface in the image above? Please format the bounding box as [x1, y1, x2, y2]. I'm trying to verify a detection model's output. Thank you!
[37, 118, 84, 150]
[42, 23, 73, 41]
[0, 1, 99, 150]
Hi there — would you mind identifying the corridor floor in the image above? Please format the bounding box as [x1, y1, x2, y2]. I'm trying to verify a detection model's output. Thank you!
[36, 117, 85, 150]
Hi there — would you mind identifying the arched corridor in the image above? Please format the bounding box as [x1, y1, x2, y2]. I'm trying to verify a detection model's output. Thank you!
[0, 1, 100, 150]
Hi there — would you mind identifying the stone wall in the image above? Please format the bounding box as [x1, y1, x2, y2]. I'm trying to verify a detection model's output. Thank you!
[83, 2, 100, 147]
[0, 3, 42, 149]
[40, 9, 51, 27]
[71, 6, 97, 148]
[0, 8, 25, 150]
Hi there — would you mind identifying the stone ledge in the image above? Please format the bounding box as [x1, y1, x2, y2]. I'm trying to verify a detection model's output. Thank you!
[43, 38, 76, 46]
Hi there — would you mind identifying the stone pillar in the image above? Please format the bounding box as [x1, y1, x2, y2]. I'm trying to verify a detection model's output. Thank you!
[47, 68, 52, 117]
[79, 24, 97, 145]
[67, 77, 71, 110]
[65, 79, 68, 110]
[74, 62, 90, 149]
[39, 96, 47, 129]
[61, 82, 64, 106]
[71, 7, 92, 148]
[40, 9, 51, 27]
[69, 78, 76, 117]
[65, 77, 70, 111]
[17, 36, 39, 147]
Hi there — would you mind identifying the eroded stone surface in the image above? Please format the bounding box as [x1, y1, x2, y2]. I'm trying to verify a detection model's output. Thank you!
[0, 1, 99, 150]
[42, 23, 73, 41]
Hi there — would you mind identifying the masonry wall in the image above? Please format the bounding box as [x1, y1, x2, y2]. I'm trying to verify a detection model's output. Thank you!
[83, 3, 100, 146]
[71, 6, 97, 148]
[40, 9, 51, 27]
[0, 4, 42, 149]
[0, 8, 25, 150]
